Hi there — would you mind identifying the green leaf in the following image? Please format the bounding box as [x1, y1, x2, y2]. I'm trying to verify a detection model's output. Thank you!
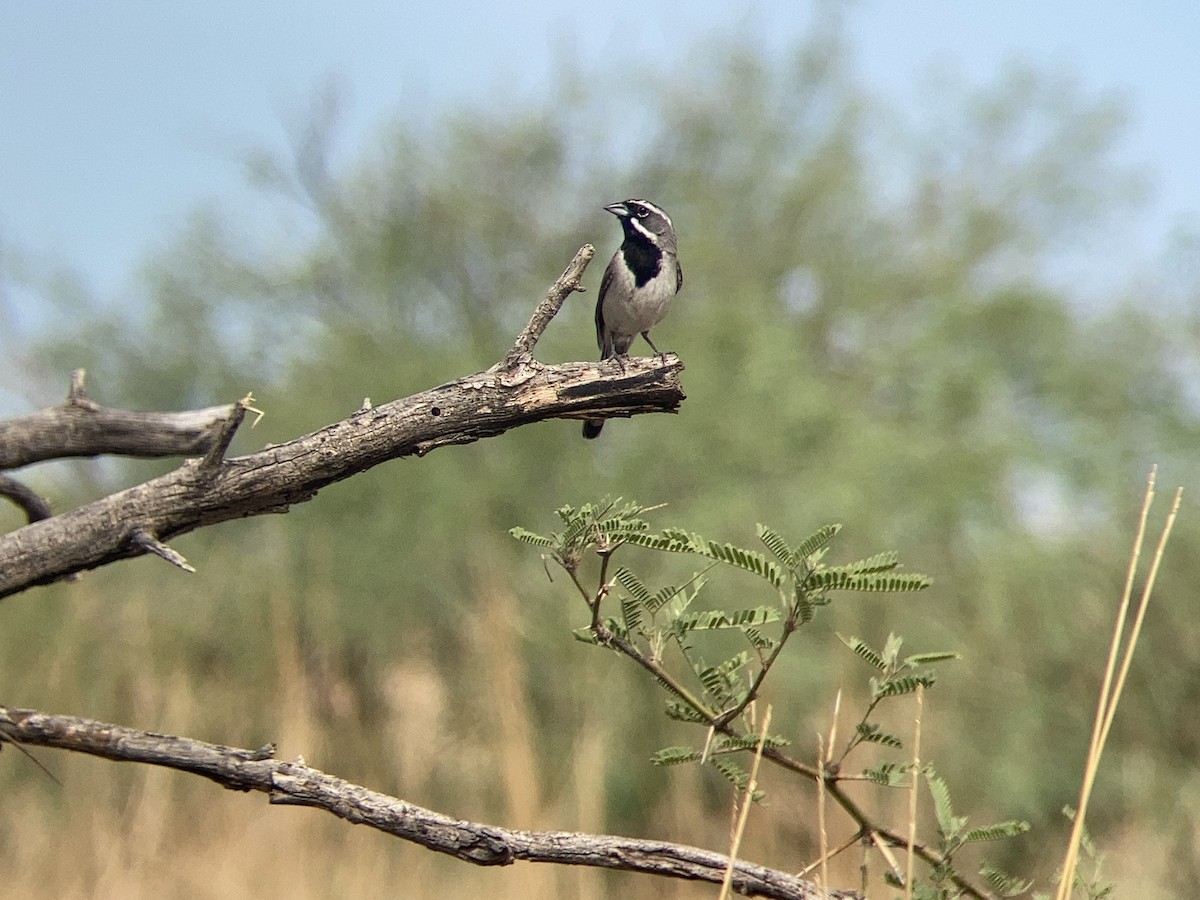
[793, 581, 816, 624]
[903, 651, 962, 666]
[806, 569, 931, 593]
[695, 653, 748, 703]
[648, 579, 697, 613]
[839, 634, 886, 670]
[793, 524, 842, 561]
[872, 673, 936, 699]
[926, 770, 967, 840]
[623, 529, 703, 554]
[841, 550, 900, 573]
[714, 651, 750, 678]
[614, 567, 652, 606]
[862, 762, 907, 786]
[980, 863, 1034, 897]
[701, 540, 784, 587]
[963, 821, 1031, 843]
[697, 665, 729, 700]
[572, 619, 625, 644]
[620, 594, 642, 632]
[713, 733, 791, 752]
[596, 514, 650, 538]
[554, 502, 582, 525]
[856, 722, 904, 748]
[712, 756, 763, 799]
[882, 632, 904, 668]
[675, 606, 781, 632]
[742, 626, 777, 651]
[712, 756, 749, 787]
[664, 701, 708, 723]
[756, 524, 795, 568]
[651, 746, 701, 766]
[509, 526, 554, 547]
[664, 583, 700, 618]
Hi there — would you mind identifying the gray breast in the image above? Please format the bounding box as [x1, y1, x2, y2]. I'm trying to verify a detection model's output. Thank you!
[603, 254, 679, 338]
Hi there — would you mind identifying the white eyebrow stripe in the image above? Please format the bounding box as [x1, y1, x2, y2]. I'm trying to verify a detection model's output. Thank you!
[630, 199, 672, 229]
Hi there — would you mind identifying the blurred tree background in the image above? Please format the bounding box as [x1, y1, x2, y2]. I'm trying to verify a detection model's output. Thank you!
[3, 24, 1199, 899]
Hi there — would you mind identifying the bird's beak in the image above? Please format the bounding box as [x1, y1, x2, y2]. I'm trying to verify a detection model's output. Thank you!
[603, 202, 629, 217]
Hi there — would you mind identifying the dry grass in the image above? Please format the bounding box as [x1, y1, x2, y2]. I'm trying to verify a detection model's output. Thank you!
[1054, 469, 1182, 900]
[1, 487, 1187, 898]
[0, 571, 860, 899]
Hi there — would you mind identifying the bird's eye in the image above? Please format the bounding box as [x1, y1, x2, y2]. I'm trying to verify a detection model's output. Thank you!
[636, 207, 649, 218]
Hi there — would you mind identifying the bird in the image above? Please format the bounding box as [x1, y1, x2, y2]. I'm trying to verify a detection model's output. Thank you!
[582, 199, 683, 439]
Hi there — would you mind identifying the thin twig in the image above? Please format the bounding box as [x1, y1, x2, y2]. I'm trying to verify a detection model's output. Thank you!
[501, 244, 595, 366]
[720, 705, 773, 900]
[129, 530, 196, 573]
[797, 830, 863, 878]
[904, 684, 924, 900]
[818, 690, 842, 899]
[592, 550, 614, 630]
[715, 565, 817, 728]
[0, 475, 52, 523]
[0, 734, 62, 786]
[67, 368, 93, 406]
[715, 623, 794, 726]
[199, 395, 250, 473]
[817, 735, 829, 899]
[593, 626, 717, 720]
[868, 829, 905, 885]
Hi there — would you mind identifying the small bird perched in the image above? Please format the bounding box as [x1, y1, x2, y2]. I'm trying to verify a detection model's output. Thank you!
[583, 199, 683, 439]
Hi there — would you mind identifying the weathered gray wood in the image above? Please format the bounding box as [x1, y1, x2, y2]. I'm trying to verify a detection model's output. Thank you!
[0, 356, 684, 598]
[0, 246, 686, 598]
[0, 705, 851, 900]
[0, 371, 232, 470]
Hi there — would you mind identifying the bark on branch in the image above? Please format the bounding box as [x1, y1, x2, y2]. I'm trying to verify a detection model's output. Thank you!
[0, 368, 233, 470]
[0, 705, 855, 900]
[0, 246, 686, 599]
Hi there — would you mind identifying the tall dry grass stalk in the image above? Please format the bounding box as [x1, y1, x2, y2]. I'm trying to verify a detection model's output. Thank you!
[904, 683, 924, 900]
[1054, 467, 1182, 900]
[719, 704, 772, 900]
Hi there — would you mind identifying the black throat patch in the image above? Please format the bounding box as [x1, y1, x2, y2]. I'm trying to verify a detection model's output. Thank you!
[620, 239, 664, 288]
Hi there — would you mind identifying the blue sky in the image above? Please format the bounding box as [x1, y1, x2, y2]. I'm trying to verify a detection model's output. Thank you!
[2, 1, 1198, 328]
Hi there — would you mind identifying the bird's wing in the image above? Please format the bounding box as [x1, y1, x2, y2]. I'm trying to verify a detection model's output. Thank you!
[596, 255, 618, 355]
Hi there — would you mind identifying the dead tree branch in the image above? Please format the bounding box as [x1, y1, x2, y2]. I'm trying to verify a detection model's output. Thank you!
[0, 369, 234, 470]
[0, 705, 855, 900]
[0, 247, 685, 599]
[501, 243, 594, 366]
[0, 474, 52, 523]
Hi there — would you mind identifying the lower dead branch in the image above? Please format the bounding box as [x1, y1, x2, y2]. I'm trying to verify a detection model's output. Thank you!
[0, 704, 856, 900]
